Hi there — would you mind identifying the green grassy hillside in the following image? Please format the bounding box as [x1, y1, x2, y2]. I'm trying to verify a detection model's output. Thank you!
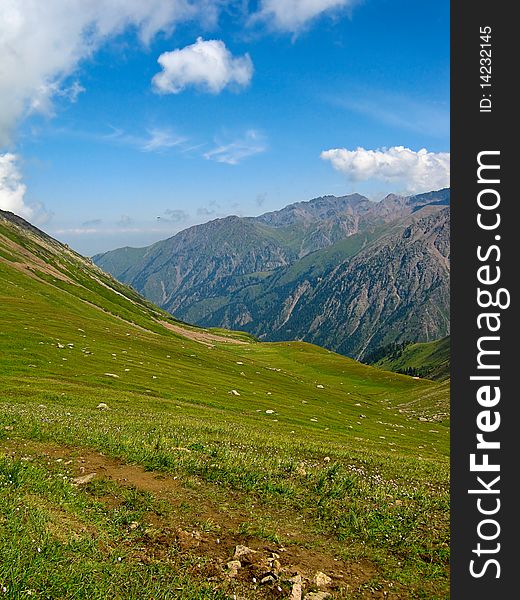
[0, 210, 449, 599]
[367, 337, 450, 382]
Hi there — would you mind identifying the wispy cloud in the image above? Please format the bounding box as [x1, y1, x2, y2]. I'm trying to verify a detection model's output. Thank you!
[160, 209, 189, 223]
[104, 127, 187, 153]
[117, 214, 134, 226]
[255, 192, 267, 207]
[204, 130, 267, 165]
[52, 226, 168, 236]
[140, 129, 187, 152]
[325, 89, 449, 138]
[82, 218, 102, 227]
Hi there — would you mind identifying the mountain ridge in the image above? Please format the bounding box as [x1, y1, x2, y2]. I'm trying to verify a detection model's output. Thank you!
[93, 189, 451, 359]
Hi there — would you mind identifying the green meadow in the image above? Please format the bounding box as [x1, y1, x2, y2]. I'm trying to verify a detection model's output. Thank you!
[0, 213, 449, 599]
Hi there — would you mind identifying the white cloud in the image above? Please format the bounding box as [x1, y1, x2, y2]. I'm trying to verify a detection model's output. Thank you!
[321, 146, 450, 193]
[204, 130, 266, 165]
[100, 126, 187, 153]
[152, 37, 253, 95]
[0, 0, 216, 146]
[0, 153, 51, 222]
[140, 128, 187, 152]
[0, 154, 31, 218]
[251, 0, 359, 32]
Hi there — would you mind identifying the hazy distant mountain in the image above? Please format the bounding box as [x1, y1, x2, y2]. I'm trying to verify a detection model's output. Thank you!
[93, 189, 450, 359]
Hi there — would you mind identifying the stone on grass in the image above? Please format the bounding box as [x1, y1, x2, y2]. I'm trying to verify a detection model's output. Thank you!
[96, 402, 109, 410]
[72, 473, 96, 485]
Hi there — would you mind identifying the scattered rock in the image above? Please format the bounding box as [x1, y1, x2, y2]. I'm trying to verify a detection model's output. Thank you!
[313, 572, 332, 587]
[316, 384, 324, 389]
[233, 545, 257, 560]
[72, 473, 96, 486]
[271, 559, 282, 572]
[323, 456, 331, 463]
[96, 403, 109, 410]
[289, 574, 302, 600]
[229, 389, 241, 396]
[4, 426, 14, 431]
[103, 373, 119, 378]
[296, 463, 307, 476]
[265, 410, 275, 414]
[260, 575, 276, 585]
[226, 560, 241, 578]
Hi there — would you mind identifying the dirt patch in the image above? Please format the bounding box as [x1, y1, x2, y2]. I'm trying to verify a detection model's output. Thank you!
[3, 440, 389, 598]
[0, 233, 74, 284]
[159, 320, 249, 346]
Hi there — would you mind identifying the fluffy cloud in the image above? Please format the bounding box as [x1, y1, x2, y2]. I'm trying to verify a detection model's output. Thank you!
[0, 0, 217, 146]
[204, 130, 266, 164]
[321, 146, 450, 193]
[0, 153, 51, 222]
[152, 37, 253, 95]
[252, 0, 359, 32]
[0, 154, 30, 217]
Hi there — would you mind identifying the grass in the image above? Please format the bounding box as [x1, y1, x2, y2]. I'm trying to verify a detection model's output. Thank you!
[0, 211, 450, 598]
[368, 337, 450, 382]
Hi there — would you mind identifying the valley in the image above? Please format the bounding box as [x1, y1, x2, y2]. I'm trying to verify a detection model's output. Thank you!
[0, 209, 449, 598]
[94, 190, 450, 360]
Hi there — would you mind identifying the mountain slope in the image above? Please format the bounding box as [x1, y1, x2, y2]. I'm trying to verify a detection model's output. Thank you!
[93, 189, 450, 358]
[366, 336, 451, 381]
[261, 207, 450, 359]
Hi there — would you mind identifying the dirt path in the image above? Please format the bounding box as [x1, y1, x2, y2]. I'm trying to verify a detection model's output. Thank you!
[3, 440, 391, 599]
[159, 320, 249, 346]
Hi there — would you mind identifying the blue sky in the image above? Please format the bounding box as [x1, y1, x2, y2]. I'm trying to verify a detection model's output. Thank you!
[0, 0, 449, 255]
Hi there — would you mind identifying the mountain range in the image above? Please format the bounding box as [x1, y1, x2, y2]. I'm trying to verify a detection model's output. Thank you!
[93, 189, 450, 360]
